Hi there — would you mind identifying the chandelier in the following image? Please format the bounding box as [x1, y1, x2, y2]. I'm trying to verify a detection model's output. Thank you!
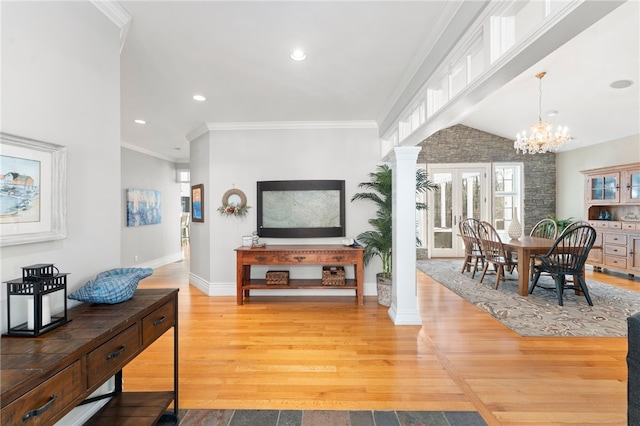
[514, 71, 571, 154]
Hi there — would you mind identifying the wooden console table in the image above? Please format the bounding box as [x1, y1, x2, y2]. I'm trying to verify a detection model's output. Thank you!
[235, 245, 364, 305]
[1, 288, 178, 425]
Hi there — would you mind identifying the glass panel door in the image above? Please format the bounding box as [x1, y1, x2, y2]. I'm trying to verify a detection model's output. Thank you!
[426, 164, 489, 258]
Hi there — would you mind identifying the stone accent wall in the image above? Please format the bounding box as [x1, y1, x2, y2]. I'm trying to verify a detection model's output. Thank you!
[416, 124, 556, 258]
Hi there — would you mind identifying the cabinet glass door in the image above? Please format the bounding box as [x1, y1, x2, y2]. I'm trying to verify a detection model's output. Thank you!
[629, 171, 640, 202]
[590, 174, 619, 202]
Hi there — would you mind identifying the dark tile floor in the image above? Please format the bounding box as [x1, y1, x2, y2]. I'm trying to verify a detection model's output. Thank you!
[160, 409, 487, 426]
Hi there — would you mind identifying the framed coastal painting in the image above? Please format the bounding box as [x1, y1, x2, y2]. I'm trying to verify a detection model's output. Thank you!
[0, 133, 67, 246]
[126, 188, 162, 227]
[191, 184, 204, 222]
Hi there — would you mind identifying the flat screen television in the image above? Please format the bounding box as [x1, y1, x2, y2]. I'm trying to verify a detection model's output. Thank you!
[257, 180, 345, 238]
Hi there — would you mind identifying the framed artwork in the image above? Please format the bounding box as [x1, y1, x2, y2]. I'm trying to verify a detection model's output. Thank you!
[126, 188, 162, 227]
[0, 133, 67, 246]
[191, 184, 204, 222]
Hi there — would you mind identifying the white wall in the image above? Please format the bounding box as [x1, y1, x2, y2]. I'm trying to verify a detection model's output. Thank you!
[556, 134, 640, 221]
[0, 1, 121, 332]
[121, 148, 184, 267]
[189, 124, 382, 296]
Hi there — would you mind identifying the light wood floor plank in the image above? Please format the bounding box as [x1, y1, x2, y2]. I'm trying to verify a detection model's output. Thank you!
[124, 251, 639, 425]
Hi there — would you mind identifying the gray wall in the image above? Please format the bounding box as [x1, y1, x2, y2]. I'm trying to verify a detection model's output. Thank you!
[121, 148, 183, 267]
[1, 1, 121, 332]
[556, 134, 640, 221]
[417, 124, 557, 233]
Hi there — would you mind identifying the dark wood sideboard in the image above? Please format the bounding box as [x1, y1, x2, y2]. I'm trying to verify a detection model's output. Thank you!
[1, 288, 178, 426]
[235, 245, 365, 305]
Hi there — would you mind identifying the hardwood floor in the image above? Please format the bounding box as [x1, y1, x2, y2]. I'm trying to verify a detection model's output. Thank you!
[125, 250, 639, 425]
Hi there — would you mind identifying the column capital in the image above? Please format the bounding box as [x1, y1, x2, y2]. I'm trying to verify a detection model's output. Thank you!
[384, 146, 421, 163]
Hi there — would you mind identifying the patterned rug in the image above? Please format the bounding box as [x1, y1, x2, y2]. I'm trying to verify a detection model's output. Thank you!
[417, 259, 640, 337]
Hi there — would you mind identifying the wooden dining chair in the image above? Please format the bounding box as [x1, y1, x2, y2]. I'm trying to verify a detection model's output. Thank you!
[459, 218, 484, 278]
[477, 221, 518, 289]
[528, 218, 558, 280]
[529, 224, 597, 306]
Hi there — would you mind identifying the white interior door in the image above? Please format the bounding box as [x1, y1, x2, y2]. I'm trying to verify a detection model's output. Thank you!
[426, 164, 490, 258]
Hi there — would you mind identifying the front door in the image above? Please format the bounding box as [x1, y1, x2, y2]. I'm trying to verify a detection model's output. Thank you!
[425, 164, 490, 258]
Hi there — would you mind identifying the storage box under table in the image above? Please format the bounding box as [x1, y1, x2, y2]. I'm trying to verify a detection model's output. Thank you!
[265, 270, 289, 285]
[322, 266, 346, 286]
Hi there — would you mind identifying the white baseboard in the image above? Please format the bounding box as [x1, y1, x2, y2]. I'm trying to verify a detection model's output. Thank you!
[131, 251, 185, 269]
[188, 273, 377, 297]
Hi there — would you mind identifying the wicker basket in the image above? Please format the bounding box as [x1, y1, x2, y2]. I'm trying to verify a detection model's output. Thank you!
[322, 266, 346, 286]
[265, 270, 289, 285]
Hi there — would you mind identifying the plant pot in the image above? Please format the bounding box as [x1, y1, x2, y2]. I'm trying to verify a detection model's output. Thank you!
[376, 273, 392, 307]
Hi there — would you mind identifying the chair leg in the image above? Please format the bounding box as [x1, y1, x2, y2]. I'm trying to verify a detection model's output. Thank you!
[529, 270, 542, 294]
[576, 275, 594, 306]
[479, 262, 489, 283]
[461, 255, 471, 273]
[471, 257, 478, 278]
[553, 275, 565, 306]
[495, 266, 503, 290]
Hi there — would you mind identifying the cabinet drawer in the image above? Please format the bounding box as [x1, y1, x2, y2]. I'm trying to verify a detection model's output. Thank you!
[604, 245, 627, 256]
[623, 223, 637, 230]
[86, 324, 140, 387]
[142, 300, 175, 347]
[604, 255, 627, 269]
[279, 253, 318, 264]
[242, 253, 279, 264]
[1, 362, 82, 426]
[604, 233, 627, 245]
[608, 221, 622, 229]
[318, 252, 358, 263]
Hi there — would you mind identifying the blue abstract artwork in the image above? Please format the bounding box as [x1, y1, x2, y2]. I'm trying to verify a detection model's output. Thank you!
[126, 188, 161, 227]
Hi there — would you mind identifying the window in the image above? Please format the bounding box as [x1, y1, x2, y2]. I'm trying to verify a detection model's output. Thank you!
[493, 163, 522, 232]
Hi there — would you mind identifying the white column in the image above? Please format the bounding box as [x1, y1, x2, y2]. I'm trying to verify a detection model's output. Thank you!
[386, 146, 422, 325]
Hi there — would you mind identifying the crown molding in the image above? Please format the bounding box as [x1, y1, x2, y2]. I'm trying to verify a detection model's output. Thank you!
[206, 121, 378, 131]
[121, 142, 183, 163]
[90, 0, 132, 52]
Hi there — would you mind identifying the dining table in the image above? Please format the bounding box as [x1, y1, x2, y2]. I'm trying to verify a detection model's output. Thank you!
[501, 235, 558, 296]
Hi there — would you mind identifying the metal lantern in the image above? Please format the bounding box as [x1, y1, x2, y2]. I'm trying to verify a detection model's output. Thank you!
[3, 263, 70, 337]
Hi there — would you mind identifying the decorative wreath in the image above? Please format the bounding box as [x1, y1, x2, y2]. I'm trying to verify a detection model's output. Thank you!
[218, 188, 251, 217]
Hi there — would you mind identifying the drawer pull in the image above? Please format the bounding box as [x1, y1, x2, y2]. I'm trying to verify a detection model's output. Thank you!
[333, 256, 344, 261]
[256, 256, 267, 262]
[293, 256, 306, 262]
[153, 315, 167, 326]
[106, 344, 126, 360]
[22, 394, 57, 422]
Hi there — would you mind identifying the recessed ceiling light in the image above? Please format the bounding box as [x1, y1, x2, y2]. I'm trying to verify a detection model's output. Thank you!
[193, 94, 206, 101]
[174, 147, 181, 150]
[610, 79, 633, 89]
[134, 119, 146, 124]
[290, 49, 307, 61]
[546, 110, 558, 117]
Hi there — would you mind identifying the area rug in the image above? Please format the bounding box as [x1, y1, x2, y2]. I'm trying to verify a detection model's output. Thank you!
[417, 259, 640, 337]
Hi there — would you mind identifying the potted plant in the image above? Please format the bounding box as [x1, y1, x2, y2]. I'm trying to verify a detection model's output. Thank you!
[351, 164, 435, 306]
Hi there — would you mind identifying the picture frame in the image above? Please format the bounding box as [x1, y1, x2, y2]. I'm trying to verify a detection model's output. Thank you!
[191, 184, 204, 222]
[126, 188, 162, 227]
[0, 132, 67, 247]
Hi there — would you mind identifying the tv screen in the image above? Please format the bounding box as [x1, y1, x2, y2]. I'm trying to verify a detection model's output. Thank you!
[257, 180, 346, 238]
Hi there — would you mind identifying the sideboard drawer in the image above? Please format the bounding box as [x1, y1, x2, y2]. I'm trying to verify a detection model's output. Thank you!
[604, 245, 627, 256]
[605, 255, 627, 269]
[279, 253, 318, 264]
[242, 253, 279, 264]
[86, 324, 140, 387]
[142, 300, 176, 347]
[604, 233, 627, 245]
[1, 361, 82, 426]
[318, 252, 359, 263]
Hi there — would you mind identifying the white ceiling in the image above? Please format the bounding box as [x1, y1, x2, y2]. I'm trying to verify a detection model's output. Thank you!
[117, 1, 640, 162]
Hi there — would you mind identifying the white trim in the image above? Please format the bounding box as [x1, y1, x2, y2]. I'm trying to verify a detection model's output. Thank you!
[120, 142, 180, 163]
[187, 277, 378, 298]
[89, 0, 132, 52]
[205, 121, 378, 131]
[130, 252, 185, 269]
